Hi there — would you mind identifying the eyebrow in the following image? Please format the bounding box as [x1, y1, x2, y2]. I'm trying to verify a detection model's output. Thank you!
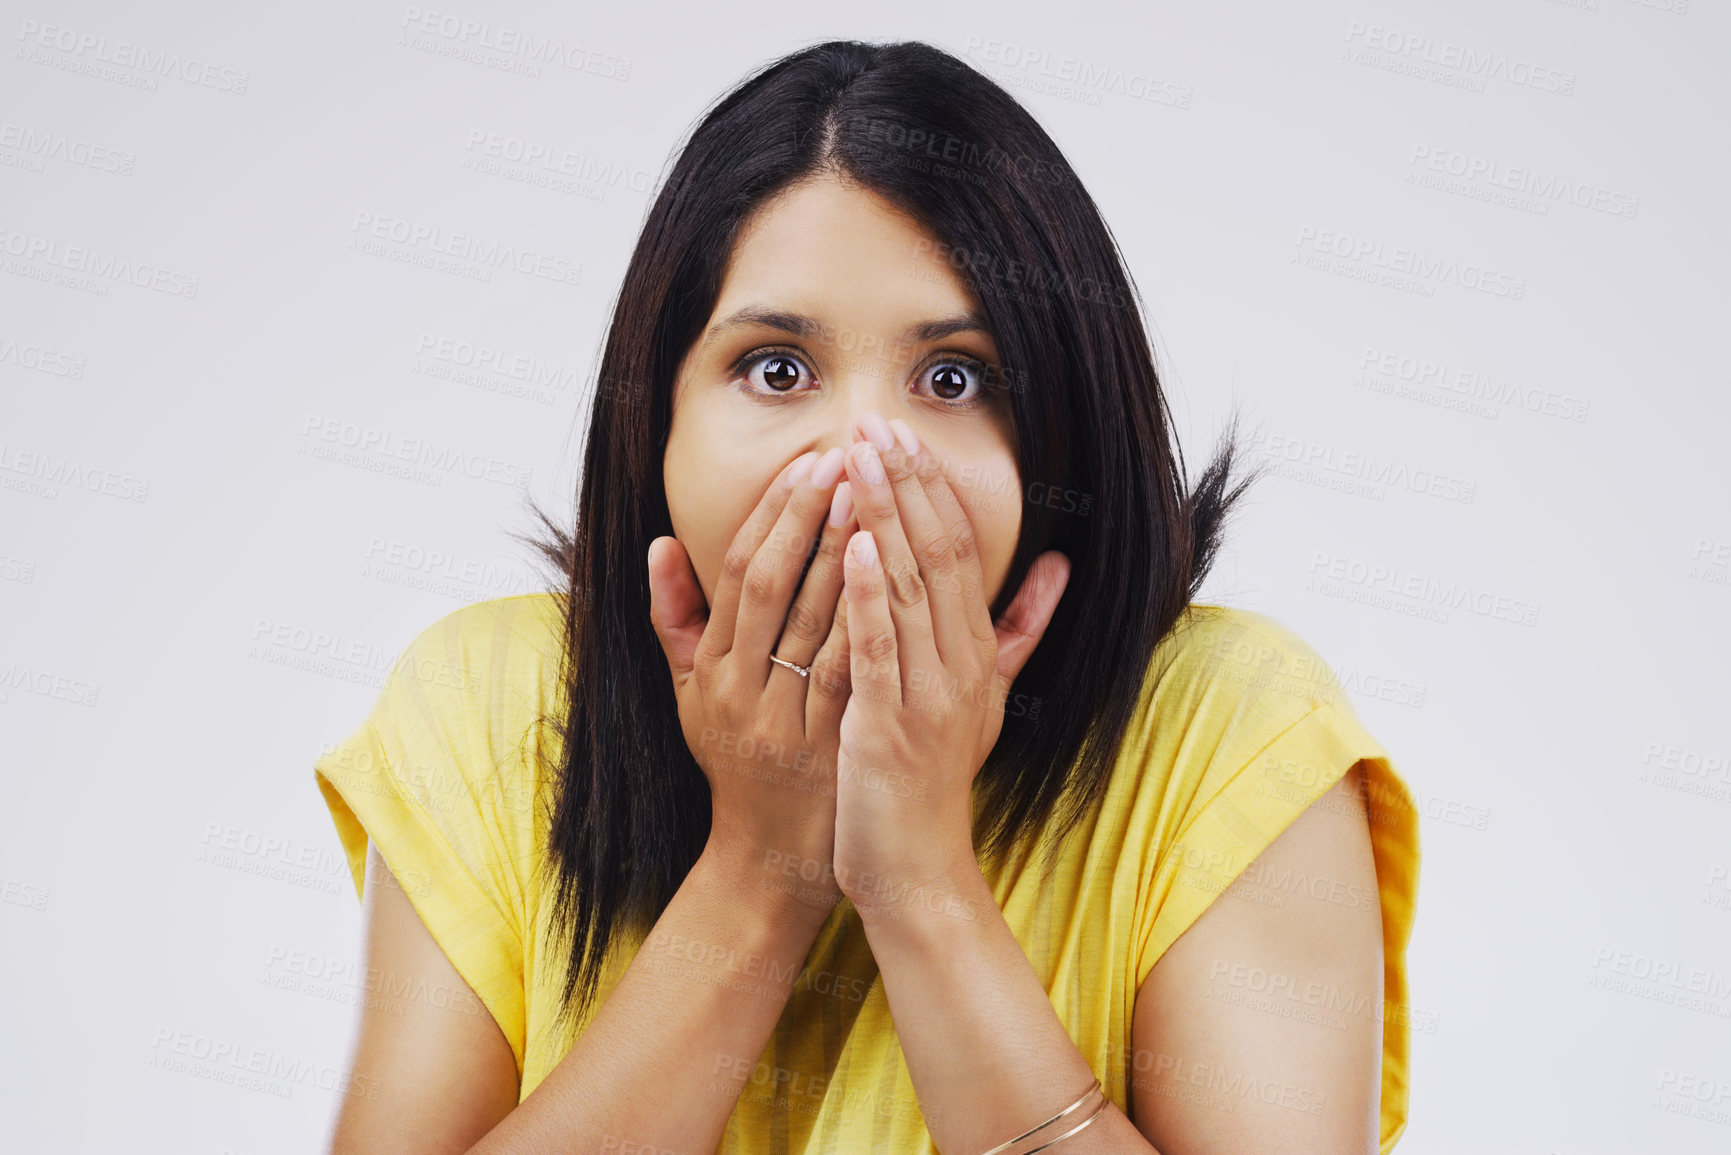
[704, 306, 992, 347]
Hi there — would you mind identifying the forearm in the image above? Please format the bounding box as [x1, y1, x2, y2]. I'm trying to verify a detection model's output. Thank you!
[856, 865, 1157, 1155]
[470, 841, 828, 1155]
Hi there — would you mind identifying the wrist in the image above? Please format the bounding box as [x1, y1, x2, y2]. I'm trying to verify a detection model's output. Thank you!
[845, 850, 992, 935]
[694, 837, 842, 936]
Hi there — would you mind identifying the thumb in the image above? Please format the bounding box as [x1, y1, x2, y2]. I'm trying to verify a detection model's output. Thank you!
[991, 550, 1070, 693]
[647, 536, 708, 688]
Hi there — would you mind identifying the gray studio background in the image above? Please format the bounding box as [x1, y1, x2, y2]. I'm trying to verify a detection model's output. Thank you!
[3, 1, 1728, 1151]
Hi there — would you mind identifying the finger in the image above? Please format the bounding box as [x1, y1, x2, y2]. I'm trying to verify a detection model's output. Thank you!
[843, 528, 901, 709]
[991, 550, 1071, 700]
[805, 580, 852, 749]
[646, 536, 707, 690]
[738, 447, 848, 687]
[769, 479, 857, 716]
[913, 446, 998, 653]
[844, 437, 935, 688]
[696, 450, 815, 669]
[879, 417, 974, 667]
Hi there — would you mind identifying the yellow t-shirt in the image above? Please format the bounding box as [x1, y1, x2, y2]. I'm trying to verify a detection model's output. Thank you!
[314, 592, 1421, 1152]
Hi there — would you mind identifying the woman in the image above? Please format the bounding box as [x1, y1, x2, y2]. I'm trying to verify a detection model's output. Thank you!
[314, 39, 1421, 1155]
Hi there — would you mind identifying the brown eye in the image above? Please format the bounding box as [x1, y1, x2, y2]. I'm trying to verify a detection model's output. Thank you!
[730, 347, 815, 400]
[919, 357, 990, 408]
[760, 354, 801, 392]
[930, 363, 971, 402]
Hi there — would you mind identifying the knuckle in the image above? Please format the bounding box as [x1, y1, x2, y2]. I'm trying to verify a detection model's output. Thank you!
[809, 652, 849, 698]
[948, 519, 980, 564]
[782, 599, 824, 644]
[861, 628, 898, 664]
[742, 558, 778, 604]
[859, 485, 897, 519]
[883, 558, 926, 608]
[721, 542, 754, 582]
[912, 524, 952, 564]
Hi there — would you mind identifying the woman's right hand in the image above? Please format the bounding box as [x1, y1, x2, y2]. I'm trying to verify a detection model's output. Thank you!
[647, 447, 859, 930]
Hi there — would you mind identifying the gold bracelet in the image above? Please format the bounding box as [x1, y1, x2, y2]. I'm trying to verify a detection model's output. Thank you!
[1011, 1092, 1108, 1155]
[976, 1076, 1103, 1155]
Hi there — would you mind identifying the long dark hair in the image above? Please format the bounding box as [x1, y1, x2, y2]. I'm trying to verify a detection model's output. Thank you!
[513, 38, 1264, 1035]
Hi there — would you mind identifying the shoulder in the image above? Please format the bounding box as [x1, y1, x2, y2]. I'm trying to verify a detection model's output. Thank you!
[395, 592, 565, 672]
[1146, 602, 1344, 714]
[386, 592, 564, 704]
[1156, 606, 1343, 696]
[371, 592, 567, 788]
[1105, 603, 1362, 835]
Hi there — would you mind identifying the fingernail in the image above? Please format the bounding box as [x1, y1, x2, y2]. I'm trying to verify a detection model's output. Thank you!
[850, 531, 877, 567]
[859, 411, 896, 452]
[809, 446, 846, 488]
[785, 451, 819, 487]
[888, 418, 920, 456]
[828, 481, 854, 526]
[851, 441, 885, 485]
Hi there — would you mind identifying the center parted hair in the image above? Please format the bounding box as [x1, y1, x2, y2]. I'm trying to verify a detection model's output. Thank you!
[515, 38, 1260, 1033]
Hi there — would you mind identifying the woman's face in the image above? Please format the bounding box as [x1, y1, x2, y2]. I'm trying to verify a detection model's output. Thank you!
[665, 173, 1022, 615]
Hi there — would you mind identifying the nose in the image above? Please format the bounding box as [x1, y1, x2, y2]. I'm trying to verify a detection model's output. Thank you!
[807, 408, 886, 464]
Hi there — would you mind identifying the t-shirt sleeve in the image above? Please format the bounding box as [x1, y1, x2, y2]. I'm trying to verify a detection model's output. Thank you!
[312, 603, 536, 1079]
[1127, 607, 1421, 1153]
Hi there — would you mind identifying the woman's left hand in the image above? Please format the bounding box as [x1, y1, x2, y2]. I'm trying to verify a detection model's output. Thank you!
[832, 416, 1070, 923]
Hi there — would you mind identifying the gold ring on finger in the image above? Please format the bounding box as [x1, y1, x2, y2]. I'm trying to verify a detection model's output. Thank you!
[768, 653, 811, 678]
